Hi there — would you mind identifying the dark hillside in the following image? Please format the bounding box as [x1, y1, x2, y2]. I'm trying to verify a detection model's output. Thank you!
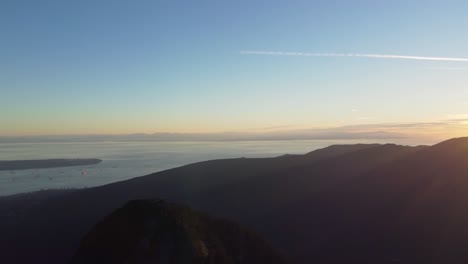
[71, 199, 287, 264]
[4, 139, 468, 263]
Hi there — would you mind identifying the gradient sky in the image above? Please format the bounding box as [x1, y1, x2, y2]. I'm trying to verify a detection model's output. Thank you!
[2, 0, 468, 138]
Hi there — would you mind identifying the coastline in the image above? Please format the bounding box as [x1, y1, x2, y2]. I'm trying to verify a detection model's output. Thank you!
[0, 159, 102, 171]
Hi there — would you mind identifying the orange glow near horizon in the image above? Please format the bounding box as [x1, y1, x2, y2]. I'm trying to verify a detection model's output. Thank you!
[2, 118, 467, 141]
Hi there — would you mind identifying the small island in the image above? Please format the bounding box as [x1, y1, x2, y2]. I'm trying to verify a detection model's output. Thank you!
[0, 159, 102, 171]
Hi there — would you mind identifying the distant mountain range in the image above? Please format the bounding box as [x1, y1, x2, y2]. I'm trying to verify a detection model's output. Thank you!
[0, 129, 406, 143]
[1, 137, 468, 263]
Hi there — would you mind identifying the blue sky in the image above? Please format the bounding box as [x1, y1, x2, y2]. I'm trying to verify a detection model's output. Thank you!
[1, 0, 468, 138]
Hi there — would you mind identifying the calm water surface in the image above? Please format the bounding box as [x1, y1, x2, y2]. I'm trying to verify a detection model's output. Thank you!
[0, 139, 431, 196]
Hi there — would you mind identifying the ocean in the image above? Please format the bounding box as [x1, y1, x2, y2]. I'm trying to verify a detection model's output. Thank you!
[0, 139, 431, 196]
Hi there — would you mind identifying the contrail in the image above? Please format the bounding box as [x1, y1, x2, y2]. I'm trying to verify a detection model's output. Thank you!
[240, 50, 468, 62]
[427, 67, 468, 70]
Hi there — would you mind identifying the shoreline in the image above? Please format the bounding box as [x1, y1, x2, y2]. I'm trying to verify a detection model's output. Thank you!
[0, 159, 102, 171]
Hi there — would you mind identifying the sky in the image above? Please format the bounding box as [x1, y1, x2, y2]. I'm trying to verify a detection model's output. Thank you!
[1, 0, 468, 139]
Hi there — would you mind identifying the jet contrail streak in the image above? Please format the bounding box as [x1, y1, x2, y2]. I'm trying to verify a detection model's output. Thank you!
[240, 50, 468, 62]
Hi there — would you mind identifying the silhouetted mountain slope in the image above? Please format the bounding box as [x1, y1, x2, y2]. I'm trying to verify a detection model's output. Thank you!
[330, 137, 468, 263]
[4, 139, 468, 263]
[71, 199, 287, 264]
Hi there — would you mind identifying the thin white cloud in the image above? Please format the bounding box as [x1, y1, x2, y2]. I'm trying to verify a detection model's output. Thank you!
[356, 116, 375, 121]
[427, 67, 468, 70]
[261, 124, 303, 130]
[240, 50, 468, 62]
[444, 114, 468, 120]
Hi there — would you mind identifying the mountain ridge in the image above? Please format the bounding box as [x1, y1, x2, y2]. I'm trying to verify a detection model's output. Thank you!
[1, 138, 468, 263]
